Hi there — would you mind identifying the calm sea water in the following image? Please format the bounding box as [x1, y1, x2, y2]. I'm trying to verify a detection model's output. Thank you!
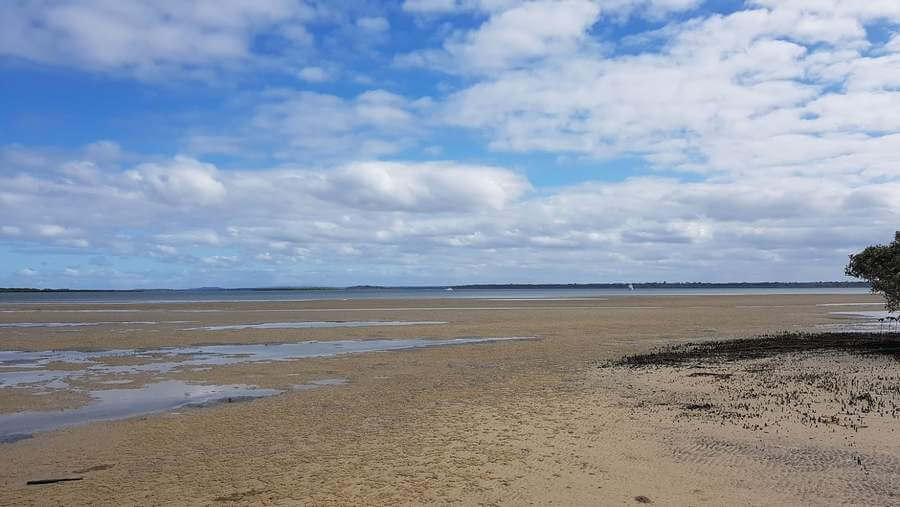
[0, 287, 871, 304]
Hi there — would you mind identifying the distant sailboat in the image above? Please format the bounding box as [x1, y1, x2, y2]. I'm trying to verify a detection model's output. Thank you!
[445, 287, 454, 291]
[627, 283, 634, 291]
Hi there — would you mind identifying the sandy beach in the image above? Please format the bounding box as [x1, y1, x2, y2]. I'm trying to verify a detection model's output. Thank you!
[1, 293, 898, 505]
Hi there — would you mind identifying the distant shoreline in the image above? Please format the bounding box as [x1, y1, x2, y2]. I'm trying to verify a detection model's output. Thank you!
[0, 281, 870, 293]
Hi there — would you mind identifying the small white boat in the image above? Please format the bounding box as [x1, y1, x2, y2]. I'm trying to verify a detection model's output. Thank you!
[627, 283, 634, 291]
[445, 287, 454, 291]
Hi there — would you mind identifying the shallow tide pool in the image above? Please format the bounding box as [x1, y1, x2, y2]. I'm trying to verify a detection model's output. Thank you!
[0, 380, 284, 443]
[187, 320, 447, 330]
[0, 336, 533, 389]
[0, 336, 533, 442]
[821, 310, 900, 332]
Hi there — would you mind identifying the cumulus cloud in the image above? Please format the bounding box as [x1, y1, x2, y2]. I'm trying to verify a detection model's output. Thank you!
[126, 156, 226, 206]
[0, 0, 317, 77]
[452, 0, 600, 73]
[313, 161, 532, 212]
[397, 0, 602, 73]
[423, 1, 900, 181]
[2, 145, 898, 286]
[3, 1, 900, 287]
[356, 16, 390, 32]
[402, 0, 700, 16]
[402, 0, 515, 14]
[297, 66, 330, 82]
[248, 89, 433, 159]
[36, 224, 69, 237]
[155, 230, 223, 247]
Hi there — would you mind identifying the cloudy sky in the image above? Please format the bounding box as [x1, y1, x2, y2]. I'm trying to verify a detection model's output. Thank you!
[1, 0, 899, 288]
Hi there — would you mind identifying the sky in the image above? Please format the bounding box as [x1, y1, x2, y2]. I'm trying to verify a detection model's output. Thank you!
[1, 0, 899, 289]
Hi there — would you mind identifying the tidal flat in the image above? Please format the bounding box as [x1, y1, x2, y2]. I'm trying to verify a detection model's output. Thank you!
[1, 293, 897, 505]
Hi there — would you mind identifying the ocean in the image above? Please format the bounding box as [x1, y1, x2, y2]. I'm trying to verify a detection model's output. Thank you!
[0, 286, 872, 304]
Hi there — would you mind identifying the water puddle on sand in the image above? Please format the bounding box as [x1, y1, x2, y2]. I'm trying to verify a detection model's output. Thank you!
[0, 321, 193, 328]
[187, 320, 446, 331]
[0, 380, 283, 443]
[486, 298, 609, 301]
[292, 378, 347, 390]
[0, 337, 533, 441]
[816, 302, 885, 307]
[821, 311, 900, 332]
[0, 336, 533, 390]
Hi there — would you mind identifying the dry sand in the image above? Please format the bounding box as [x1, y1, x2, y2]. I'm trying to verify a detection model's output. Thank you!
[0, 294, 897, 505]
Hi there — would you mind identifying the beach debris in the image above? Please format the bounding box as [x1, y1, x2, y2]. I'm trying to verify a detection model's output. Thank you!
[26, 477, 83, 485]
[634, 495, 653, 503]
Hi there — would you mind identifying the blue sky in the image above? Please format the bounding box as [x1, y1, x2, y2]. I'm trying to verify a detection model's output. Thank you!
[1, 0, 899, 288]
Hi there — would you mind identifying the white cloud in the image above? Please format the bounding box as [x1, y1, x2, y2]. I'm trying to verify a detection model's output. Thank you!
[60, 161, 102, 183]
[402, 0, 700, 16]
[1, 144, 54, 169]
[887, 34, 900, 53]
[1, 146, 898, 285]
[155, 244, 178, 255]
[83, 140, 123, 163]
[3, 2, 900, 287]
[750, 0, 900, 25]
[297, 66, 330, 82]
[402, 0, 516, 14]
[312, 161, 532, 212]
[155, 230, 223, 247]
[398, 0, 602, 73]
[452, 0, 601, 73]
[248, 89, 432, 159]
[0, 0, 314, 77]
[427, 2, 900, 180]
[202, 255, 240, 266]
[183, 135, 249, 157]
[356, 16, 390, 32]
[36, 224, 69, 237]
[403, 0, 463, 12]
[126, 156, 226, 206]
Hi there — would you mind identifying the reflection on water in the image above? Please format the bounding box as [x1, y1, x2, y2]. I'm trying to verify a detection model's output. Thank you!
[0, 380, 283, 442]
[188, 320, 447, 330]
[0, 336, 532, 441]
[0, 321, 165, 328]
[822, 311, 900, 333]
[0, 336, 534, 389]
[816, 303, 884, 307]
[292, 378, 347, 390]
[830, 311, 895, 319]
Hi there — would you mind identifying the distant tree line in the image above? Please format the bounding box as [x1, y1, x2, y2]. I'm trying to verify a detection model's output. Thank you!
[0, 288, 139, 293]
[446, 281, 869, 290]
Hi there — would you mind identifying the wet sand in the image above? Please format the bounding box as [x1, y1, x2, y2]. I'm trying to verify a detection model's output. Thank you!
[1, 294, 896, 505]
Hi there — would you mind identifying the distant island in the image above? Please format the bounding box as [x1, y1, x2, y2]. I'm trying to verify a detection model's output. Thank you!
[0, 281, 870, 293]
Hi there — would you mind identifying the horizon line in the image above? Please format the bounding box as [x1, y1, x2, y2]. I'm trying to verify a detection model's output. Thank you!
[0, 281, 870, 292]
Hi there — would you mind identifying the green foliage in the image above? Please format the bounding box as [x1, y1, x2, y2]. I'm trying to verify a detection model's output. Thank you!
[845, 231, 900, 312]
